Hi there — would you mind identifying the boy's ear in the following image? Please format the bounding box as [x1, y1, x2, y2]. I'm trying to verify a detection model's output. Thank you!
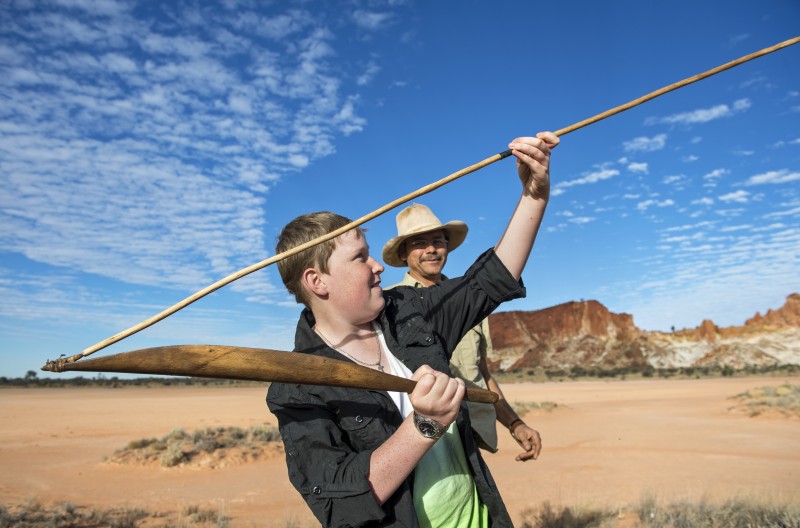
[302, 267, 328, 297]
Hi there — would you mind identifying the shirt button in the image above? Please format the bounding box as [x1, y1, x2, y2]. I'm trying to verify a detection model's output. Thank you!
[313, 486, 322, 494]
[355, 415, 364, 423]
[425, 336, 432, 343]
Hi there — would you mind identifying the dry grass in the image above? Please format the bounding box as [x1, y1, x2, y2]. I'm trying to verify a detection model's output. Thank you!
[0, 499, 149, 528]
[4, 495, 798, 528]
[519, 495, 800, 528]
[108, 425, 282, 468]
[512, 400, 567, 416]
[728, 382, 800, 418]
[519, 501, 614, 527]
[0, 500, 231, 527]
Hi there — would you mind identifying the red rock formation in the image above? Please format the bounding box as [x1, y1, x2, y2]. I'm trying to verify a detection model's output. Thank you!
[696, 319, 718, 343]
[744, 293, 800, 328]
[488, 300, 645, 370]
[487, 293, 800, 371]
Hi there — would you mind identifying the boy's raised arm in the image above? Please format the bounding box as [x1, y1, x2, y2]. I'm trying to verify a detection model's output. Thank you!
[494, 132, 559, 281]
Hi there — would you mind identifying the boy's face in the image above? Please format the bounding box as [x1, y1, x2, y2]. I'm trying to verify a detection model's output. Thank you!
[320, 230, 385, 324]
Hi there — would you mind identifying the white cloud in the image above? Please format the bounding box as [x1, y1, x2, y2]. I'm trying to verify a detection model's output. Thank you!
[623, 134, 666, 152]
[692, 197, 714, 206]
[357, 61, 381, 86]
[352, 10, 394, 30]
[703, 168, 729, 180]
[637, 199, 675, 211]
[0, 2, 399, 303]
[719, 190, 750, 203]
[663, 174, 687, 185]
[553, 168, 619, 193]
[649, 98, 751, 125]
[720, 224, 753, 232]
[628, 162, 648, 173]
[764, 206, 800, 219]
[732, 148, 755, 156]
[745, 169, 800, 186]
[729, 33, 750, 46]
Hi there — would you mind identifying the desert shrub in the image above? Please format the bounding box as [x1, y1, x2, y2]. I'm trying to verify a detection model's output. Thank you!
[729, 383, 800, 418]
[160, 443, 187, 467]
[0, 501, 148, 528]
[519, 502, 613, 528]
[512, 400, 565, 416]
[637, 496, 800, 528]
[115, 424, 281, 467]
[127, 438, 158, 450]
[182, 504, 230, 527]
[249, 424, 281, 442]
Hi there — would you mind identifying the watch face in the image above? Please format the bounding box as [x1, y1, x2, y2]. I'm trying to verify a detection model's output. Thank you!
[418, 421, 437, 438]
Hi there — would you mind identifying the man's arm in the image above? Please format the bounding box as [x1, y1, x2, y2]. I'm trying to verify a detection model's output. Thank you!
[479, 357, 542, 461]
[494, 132, 559, 280]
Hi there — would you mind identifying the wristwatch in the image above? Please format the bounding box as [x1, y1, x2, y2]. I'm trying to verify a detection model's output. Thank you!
[413, 412, 447, 440]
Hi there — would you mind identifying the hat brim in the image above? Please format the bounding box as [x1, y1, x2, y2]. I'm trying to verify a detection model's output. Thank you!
[382, 221, 468, 267]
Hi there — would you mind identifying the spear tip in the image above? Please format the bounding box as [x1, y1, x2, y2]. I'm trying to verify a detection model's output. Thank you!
[41, 357, 67, 372]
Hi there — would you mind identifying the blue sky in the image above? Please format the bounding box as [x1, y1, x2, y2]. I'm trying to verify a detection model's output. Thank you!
[1, 0, 798, 377]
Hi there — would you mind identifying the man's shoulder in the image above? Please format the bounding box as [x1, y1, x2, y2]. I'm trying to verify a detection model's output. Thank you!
[385, 273, 420, 290]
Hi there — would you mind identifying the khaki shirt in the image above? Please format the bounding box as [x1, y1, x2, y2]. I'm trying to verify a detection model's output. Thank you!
[390, 272, 499, 452]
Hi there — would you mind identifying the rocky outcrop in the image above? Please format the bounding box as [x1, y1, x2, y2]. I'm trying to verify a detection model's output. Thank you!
[487, 293, 800, 371]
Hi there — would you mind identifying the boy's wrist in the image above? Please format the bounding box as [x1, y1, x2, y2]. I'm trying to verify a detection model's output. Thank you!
[413, 412, 446, 440]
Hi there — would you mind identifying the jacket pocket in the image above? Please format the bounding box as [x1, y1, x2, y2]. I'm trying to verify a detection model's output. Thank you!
[334, 393, 387, 451]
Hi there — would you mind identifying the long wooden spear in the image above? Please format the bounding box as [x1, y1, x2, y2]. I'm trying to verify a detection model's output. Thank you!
[41, 344, 499, 403]
[43, 35, 799, 373]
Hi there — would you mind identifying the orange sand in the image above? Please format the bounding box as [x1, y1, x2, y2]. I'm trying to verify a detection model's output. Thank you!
[1, 376, 798, 526]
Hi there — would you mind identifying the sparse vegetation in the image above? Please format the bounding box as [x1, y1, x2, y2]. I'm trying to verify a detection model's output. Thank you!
[0, 500, 230, 527]
[635, 494, 800, 528]
[0, 499, 148, 528]
[180, 504, 230, 527]
[4, 495, 799, 527]
[518, 495, 800, 527]
[520, 501, 613, 527]
[109, 425, 282, 468]
[0, 373, 267, 388]
[511, 400, 566, 416]
[494, 363, 799, 384]
[729, 382, 800, 418]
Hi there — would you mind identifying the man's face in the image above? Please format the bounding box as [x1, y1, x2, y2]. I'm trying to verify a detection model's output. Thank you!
[401, 229, 448, 285]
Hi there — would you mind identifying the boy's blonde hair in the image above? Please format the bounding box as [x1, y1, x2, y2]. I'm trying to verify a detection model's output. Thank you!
[276, 212, 365, 307]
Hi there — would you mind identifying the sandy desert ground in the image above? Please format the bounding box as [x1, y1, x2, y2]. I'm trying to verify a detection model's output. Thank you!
[1, 375, 798, 526]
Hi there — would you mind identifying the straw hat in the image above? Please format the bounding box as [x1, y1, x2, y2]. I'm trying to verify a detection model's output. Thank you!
[382, 203, 468, 267]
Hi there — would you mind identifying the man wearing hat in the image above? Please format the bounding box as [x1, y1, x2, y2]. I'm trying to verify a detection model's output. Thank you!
[382, 203, 542, 462]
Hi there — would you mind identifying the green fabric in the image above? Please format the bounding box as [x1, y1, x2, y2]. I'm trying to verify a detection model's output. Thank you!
[413, 423, 489, 528]
[391, 273, 499, 451]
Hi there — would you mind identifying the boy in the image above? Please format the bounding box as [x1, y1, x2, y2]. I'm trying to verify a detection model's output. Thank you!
[267, 133, 558, 527]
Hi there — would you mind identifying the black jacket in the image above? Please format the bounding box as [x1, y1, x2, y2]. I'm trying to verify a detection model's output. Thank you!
[267, 249, 525, 527]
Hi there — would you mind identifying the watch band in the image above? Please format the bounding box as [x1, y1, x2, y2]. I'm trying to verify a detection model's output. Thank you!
[413, 411, 446, 440]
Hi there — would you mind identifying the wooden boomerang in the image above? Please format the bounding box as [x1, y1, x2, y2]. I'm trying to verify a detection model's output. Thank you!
[42, 344, 499, 404]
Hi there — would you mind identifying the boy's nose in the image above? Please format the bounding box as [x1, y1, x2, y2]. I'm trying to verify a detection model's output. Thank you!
[369, 257, 384, 273]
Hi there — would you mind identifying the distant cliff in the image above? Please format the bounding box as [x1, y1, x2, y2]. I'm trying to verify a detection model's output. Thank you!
[487, 293, 800, 371]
